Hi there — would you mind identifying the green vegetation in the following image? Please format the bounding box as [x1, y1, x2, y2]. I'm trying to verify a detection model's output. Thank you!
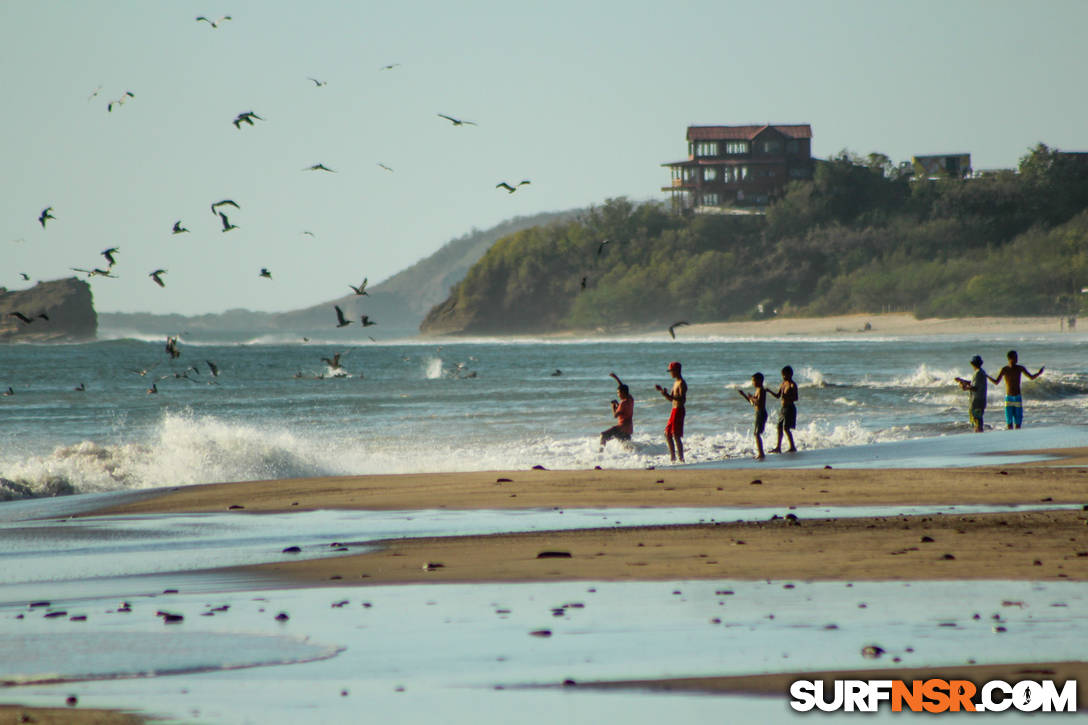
[422, 144, 1088, 334]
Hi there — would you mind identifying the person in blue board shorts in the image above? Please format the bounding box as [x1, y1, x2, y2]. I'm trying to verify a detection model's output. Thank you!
[989, 350, 1045, 429]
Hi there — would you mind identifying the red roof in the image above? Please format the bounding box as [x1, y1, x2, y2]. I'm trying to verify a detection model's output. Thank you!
[687, 124, 812, 141]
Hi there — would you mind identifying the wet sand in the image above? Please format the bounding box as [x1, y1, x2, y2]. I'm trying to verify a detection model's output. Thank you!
[0, 705, 146, 725]
[89, 458, 1088, 517]
[9, 455, 1086, 720]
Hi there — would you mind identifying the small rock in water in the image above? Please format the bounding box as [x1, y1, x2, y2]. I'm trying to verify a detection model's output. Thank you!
[860, 645, 885, 659]
[532, 465, 547, 470]
[275, 612, 290, 622]
[66, 695, 78, 707]
[282, 546, 302, 554]
[422, 562, 445, 571]
[529, 629, 552, 637]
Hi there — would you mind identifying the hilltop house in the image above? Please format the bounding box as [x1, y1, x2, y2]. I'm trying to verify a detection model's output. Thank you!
[911, 153, 972, 179]
[662, 124, 814, 211]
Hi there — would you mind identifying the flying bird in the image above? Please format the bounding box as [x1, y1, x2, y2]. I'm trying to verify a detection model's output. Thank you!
[172, 221, 189, 234]
[437, 113, 477, 126]
[496, 180, 530, 194]
[70, 267, 117, 278]
[333, 305, 352, 328]
[8, 311, 33, 324]
[348, 278, 368, 296]
[210, 199, 240, 215]
[667, 321, 690, 339]
[259, 268, 272, 279]
[322, 352, 344, 370]
[308, 77, 327, 87]
[39, 207, 55, 228]
[206, 360, 220, 377]
[301, 230, 315, 237]
[19, 273, 29, 281]
[107, 91, 134, 112]
[360, 315, 377, 327]
[232, 111, 263, 129]
[303, 163, 336, 172]
[149, 269, 167, 287]
[196, 15, 231, 28]
[101, 247, 120, 267]
[379, 63, 400, 71]
[377, 162, 394, 172]
[87, 85, 103, 101]
[218, 212, 238, 232]
[596, 239, 611, 257]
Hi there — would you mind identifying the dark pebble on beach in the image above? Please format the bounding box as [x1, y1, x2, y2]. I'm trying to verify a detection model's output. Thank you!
[530, 629, 552, 637]
[562, 679, 577, 687]
[1034, 560, 1043, 566]
[921, 536, 935, 543]
[44, 611, 67, 618]
[940, 553, 956, 560]
[66, 695, 78, 707]
[29, 601, 50, 608]
[159, 612, 184, 624]
[69, 615, 87, 622]
[228, 504, 244, 510]
[824, 465, 832, 470]
[163, 589, 179, 594]
[422, 562, 445, 571]
[282, 546, 302, 554]
[536, 551, 572, 559]
[275, 612, 290, 622]
[993, 625, 1008, 633]
[496, 478, 513, 483]
[532, 465, 547, 470]
[1041, 497, 1053, 502]
[750, 479, 762, 485]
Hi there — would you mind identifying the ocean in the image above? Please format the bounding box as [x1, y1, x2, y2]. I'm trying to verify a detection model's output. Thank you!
[2, 330, 1087, 499]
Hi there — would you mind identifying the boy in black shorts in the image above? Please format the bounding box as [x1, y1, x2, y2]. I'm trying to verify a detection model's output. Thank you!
[768, 365, 799, 453]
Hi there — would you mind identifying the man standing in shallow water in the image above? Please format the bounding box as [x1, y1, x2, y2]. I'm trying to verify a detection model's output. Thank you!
[989, 350, 1045, 429]
[955, 355, 988, 433]
[655, 361, 686, 463]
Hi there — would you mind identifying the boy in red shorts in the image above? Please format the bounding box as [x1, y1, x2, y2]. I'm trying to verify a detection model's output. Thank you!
[655, 361, 687, 463]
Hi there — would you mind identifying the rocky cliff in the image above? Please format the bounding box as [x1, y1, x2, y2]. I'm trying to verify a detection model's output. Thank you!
[0, 277, 97, 342]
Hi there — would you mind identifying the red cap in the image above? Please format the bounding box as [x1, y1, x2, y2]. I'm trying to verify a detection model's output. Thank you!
[667, 361, 681, 373]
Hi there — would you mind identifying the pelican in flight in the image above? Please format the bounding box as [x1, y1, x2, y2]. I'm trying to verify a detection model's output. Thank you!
[496, 180, 530, 194]
[70, 267, 118, 278]
[303, 163, 336, 172]
[360, 315, 377, 327]
[211, 199, 240, 215]
[196, 15, 231, 28]
[232, 111, 263, 129]
[218, 212, 238, 232]
[259, 268, 272, 279]
[437, 113, 477, 126]
[308, 77, 327, 87]
[334, 305, 352, 328]
[377, 162, 394, 172]
[149, 269, 167, 287]
[322, 352, 344, 370]
[8, 311, 33, 324]
[19, 273, 30, 281]
[667, 321, 690, 339]
[379, 63, 400, 71]
[596, 239, 611, 257]
[348, 278, 368, 296]
[101, 247, 120, 267]
[172, 221, 189, 234]
[107, 92, 134, 112]
[39, 207, 55, 228]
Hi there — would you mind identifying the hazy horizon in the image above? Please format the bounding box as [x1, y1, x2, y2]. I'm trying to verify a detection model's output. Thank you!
[5, 0, 1087, 315]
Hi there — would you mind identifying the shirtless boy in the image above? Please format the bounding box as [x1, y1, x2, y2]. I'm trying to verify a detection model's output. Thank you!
[767, 365, 799, 453]
[738, 372, 768, 460]
[655, 361, 687, 462]
[988, 350, 1044, 429]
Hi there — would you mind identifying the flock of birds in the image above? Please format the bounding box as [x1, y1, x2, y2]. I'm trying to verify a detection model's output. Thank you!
[10, 13, 551, 345]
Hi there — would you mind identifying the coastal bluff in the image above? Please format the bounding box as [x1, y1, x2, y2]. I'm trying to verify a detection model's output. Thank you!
[0, 277, 97, 342]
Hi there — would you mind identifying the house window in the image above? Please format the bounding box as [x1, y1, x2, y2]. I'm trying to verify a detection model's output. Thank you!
[703, 167, 718, 181]
[695, 142, 719, 157]
[682, 167, 696, 182]
[761, 140, 783, 154]
[701, 192, 721, 206]
[724, 141, 748, 155]
[786, 140, 800, 154]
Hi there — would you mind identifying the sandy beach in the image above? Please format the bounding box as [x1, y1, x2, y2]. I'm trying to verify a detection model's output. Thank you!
[7, 446, 1088, 721]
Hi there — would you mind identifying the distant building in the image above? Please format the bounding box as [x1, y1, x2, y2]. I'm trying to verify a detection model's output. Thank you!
[911, 153, 972, 179]
[662, 124, 814, 211]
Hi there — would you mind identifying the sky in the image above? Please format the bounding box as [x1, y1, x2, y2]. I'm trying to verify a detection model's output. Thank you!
[4, 0, 1087, 315]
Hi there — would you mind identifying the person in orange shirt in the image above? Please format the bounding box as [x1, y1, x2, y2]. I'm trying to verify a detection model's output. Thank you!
[600, 371, 634, 448]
